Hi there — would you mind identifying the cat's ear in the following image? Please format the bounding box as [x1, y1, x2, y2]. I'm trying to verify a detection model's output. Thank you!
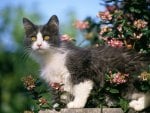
[22, 18, 35, 33]
[47, 15, 59, 28]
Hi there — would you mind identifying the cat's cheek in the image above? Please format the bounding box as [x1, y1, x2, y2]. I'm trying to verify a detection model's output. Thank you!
[31, 43, 39, 50]
[42, 42, 50, 49]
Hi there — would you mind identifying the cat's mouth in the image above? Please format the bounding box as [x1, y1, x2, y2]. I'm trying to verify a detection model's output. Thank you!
[34, 48, 49, 54]
[34, 48, 45, 53]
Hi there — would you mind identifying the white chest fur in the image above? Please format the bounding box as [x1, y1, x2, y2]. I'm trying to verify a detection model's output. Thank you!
[40, 51, 70, 84]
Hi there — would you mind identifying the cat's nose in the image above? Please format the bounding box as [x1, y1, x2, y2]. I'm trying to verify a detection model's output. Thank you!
[37, 43, 42, 48]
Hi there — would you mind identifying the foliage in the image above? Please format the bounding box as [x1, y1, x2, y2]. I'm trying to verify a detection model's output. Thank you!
[22, 75, 52, 112]
[0, 5, 41, 113]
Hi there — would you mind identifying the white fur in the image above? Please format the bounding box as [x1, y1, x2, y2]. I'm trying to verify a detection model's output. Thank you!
[32, 32, 49, 51]
[31, 31, 72, 92]
[129, 93, 150, 111]
[67, 80, 93, 108]
[40, 51, 70, 84]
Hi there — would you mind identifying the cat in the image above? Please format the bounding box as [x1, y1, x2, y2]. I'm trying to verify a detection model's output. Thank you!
[23, 15, 150, 112]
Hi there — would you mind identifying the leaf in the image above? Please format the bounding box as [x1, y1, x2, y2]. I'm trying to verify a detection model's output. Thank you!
[134, 9, 141, 13]
[141, 84, 149, 91]
[109, 88, 119, 94]
[143, 15, 149, 20]
[129, 7, 135, 12]
[119, 98, 129, 112]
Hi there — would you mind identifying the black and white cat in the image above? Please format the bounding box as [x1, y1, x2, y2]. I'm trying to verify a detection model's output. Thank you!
[23, 15, 150, 111]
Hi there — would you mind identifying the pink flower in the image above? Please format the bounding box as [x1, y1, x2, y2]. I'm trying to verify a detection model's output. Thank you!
[97, 11, 112, 21]
[110, 72, 129, 84]
[134, 19, 148, 29]
[60, 34, 73, 42]
[74, 20, 89, 30]
[107, 39, 123, 48]
[99, 26, 112, 35]
[38, 98, 47, 106]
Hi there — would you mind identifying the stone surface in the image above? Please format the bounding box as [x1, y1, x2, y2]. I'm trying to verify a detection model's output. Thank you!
[39, 108, 124, 113]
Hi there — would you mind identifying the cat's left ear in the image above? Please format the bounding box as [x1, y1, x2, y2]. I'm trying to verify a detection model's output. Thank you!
[47, 15, 59, 28]
[22, 18, 35, 33]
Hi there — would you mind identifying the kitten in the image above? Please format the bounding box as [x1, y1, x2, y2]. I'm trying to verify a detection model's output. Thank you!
[23, 15, 150, 111]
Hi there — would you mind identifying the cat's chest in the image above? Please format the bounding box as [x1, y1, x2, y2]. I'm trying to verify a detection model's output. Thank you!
[40, 52, 69, 83]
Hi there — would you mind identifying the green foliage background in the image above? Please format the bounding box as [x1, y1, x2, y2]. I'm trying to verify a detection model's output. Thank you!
[0, 5, 41, 113]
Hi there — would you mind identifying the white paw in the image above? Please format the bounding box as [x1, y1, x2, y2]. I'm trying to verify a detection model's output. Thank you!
[129, 98, 145, 111]
[67, 101, 84, 108]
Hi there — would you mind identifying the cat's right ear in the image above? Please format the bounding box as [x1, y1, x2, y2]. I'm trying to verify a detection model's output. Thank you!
[22, 18, 35, 33]
[47, 15, 59, 29]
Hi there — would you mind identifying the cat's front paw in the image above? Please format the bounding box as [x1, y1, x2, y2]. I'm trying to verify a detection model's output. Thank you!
[129, 98, 145, 111]
[67, 101, 84, 108]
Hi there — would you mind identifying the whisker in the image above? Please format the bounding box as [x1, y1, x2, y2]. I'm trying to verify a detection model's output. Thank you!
[22, 47, 31, 62]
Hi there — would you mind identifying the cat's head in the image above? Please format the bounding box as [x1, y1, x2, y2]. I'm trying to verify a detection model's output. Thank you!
[23, 15, 60, 54]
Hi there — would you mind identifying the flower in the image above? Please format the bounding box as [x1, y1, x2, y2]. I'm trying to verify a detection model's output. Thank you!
[38, 98, 47, 106]
[60, 34, 74, 42]
[97, 11, 112, 21]
[49, 82, 64, 91]
[138, 71, 150, 81]
[133, 33, 143, 39]
[107, 38, 124, 48]
[114, 10, 123, 20]
[134, 19, 148, 29]
[109, 72, 129, 84]
[117, 24, 123, 32]
[99, 26, 112, 35]
[22, 75, 36, 91]
[74, 20, 89, 30]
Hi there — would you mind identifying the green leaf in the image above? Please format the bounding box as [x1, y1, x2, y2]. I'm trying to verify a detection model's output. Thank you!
[106, 87, 110, 91]
[119, 98, 129, 112]
[109, 88, 119, 94]
[130, 7, 135, 12]
[144, 15, 149, 20]
[134, 9, 141, 13]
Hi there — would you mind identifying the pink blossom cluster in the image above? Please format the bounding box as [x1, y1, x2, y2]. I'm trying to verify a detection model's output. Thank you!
[97, 11, 112, 21]
[74, 20, 89, 30]
[107, 38, 123, 48]
[49, 82, 64, 91]
[60, 34, 73, 41]
[99, 26, 112, 35]
[38, 98, 47, 106]
[134, 19, 148, 29]
[110, 72, 129, 84]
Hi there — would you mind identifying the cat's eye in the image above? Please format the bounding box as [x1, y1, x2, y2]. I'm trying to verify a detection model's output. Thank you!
[44, 36, 50, 41]
[31, 36, 36, 41]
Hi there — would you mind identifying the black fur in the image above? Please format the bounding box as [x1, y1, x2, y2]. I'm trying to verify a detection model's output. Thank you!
[65, 44, 149, 86]
[23, 15, 60, 49]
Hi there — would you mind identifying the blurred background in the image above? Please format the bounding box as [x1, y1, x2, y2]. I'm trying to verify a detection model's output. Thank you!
[0, 0, 103, 113]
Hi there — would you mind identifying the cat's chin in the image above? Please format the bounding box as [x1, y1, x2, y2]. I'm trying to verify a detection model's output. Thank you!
[34, 49, 49, 54]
